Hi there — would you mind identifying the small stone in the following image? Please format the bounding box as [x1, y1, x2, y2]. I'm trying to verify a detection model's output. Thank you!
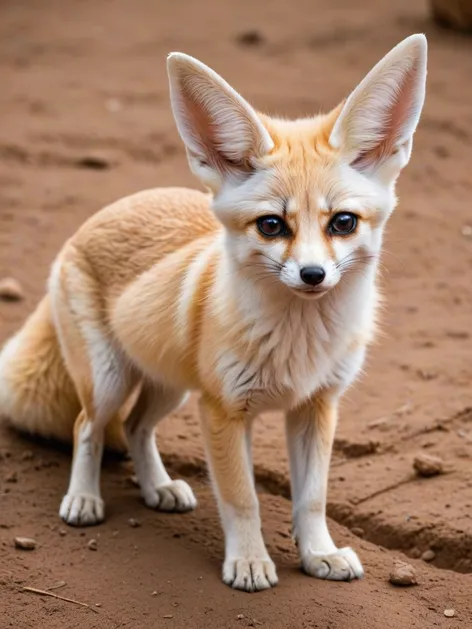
[409, 547, 422, 559]
[461, 225, 472, 237]
[95, 603, 102, 608]
[21, 451, 34, 461]
[335, 438, 379, 458]
[128, 518, 141, 528]
[421, 549, 436, 562]
[88, 539, 98, 551]
[58, 528, 67, 537]
[351, 527, 365, 538]
[6, 471, 18, 483]
[389, 560, 418, 586]
[413, 453, 444, 477]
[14, 537, 37, 550]
[444, 609, 455, 618]
[151, 591, 158, 596]
[237, 614, 245, 620]
[0, 278, 24, 301]
[163, 615, 174, 619]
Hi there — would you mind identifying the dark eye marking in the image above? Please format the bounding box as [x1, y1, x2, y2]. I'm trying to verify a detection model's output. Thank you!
[256, 215, 291, 238]
[328, 212, 358, 236]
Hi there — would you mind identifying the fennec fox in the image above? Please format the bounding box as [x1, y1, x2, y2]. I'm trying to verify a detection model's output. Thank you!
[0, 35, 427, 591]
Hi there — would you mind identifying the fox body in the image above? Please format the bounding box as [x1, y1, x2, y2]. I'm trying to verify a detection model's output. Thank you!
[0, 35, 427, 591]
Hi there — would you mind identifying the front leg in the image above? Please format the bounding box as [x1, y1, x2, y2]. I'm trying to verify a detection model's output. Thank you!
[200, 395, 278, 592]
[286, 393, 364, 581]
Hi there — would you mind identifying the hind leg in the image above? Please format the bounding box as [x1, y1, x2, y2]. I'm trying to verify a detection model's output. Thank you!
[50, 259, 133, 526]
[125, 382, 196, 512]
[59, 410, 106, 525]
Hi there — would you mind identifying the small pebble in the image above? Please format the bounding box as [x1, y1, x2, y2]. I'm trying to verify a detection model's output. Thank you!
[88, 539, 98, 551]
[163, 615, 174, 619]
[0, 278, 24, 301]
[389, 560, 418, 586]
[421, 549, 436, 562]
[21, 451, 34, 461]
[351, 527, 365, 538]
[128, 518, 141, 528]
[14, 537, 37, 550]
[237, 614, 245, 620]
[409, 547, 422, 559]
[58, 528, 67, 537]
[6, 471, 18, 483]
[444, 609, 455, 618]
[461, 225, 472, 237]
[413, 453, 444, 478]
[152, 591, 158, 596]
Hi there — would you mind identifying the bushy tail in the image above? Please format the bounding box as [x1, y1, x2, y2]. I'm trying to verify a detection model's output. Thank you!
[0, 296, 127, 452]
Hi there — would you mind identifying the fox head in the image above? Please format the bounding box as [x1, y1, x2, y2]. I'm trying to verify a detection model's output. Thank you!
[167, 35, 427, 300]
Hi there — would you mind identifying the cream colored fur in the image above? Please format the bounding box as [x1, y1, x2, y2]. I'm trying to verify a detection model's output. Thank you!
[0, 35, 427, 591]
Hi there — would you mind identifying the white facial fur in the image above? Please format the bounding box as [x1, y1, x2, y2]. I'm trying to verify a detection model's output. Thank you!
[211, 160, 395, 301]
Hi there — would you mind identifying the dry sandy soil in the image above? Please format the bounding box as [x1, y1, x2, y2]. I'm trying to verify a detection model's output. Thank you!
[1, 0, 472, 627]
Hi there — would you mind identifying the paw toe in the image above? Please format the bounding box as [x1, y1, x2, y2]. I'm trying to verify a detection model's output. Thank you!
[223, 557, 278, 592]
[59, 494, 104, 527]
[144, 479, 197, 513]
[302, 547, 364, 581]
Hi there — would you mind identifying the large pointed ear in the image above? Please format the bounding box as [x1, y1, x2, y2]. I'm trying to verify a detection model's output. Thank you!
[329, 34, 427, 182]
[167, 52, 274, 191]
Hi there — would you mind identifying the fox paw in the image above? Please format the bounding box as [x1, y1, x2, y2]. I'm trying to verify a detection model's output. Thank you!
[302, 547, 364, 581]
[143, 479, 197, 512]
[59, 493, 104, 526]
[223, 557, 278, 592]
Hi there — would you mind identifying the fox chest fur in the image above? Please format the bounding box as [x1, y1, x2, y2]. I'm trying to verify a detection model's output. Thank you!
[204, 281, 375, 416]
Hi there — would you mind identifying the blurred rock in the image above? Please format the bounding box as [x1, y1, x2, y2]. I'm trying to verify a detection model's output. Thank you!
[413, 453, 444, 477]
[0, 278, 24, 301]
[14, 537, 37, 550]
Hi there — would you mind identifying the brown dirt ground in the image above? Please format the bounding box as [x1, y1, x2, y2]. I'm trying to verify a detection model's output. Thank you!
[1, 0, 472, 627]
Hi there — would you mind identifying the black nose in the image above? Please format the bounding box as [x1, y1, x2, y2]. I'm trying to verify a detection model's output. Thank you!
[300, 266, 326, 286]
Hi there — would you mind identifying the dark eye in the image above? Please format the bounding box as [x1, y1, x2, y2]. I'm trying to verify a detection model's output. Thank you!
[256, 215, 289, 238]
[329, 212, 357, 235]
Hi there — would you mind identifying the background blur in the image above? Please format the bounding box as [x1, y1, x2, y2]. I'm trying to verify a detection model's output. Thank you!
[1, 1, 472, 627]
